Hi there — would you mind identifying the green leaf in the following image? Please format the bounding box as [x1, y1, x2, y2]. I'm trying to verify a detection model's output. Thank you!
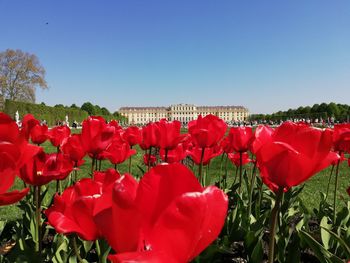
[0, 220, 6, 236]
[250, 239, 263, 263]
[320, 226, 350, 258]
[299, 230, 343, 263]
[83, 240, 93, 255]
[320, 216, 331, 249]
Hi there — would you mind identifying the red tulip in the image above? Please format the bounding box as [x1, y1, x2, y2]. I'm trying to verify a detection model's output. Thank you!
[30, 124, 48, 145]
[220, 136, 234, 154]
[104, 139, 136, 165]
[255, 122, 338, 192]
[143, 154, 157, 166]
[333, 123, 350, 153]
[48, 125, 71, 147]
[187, 145, 223, 165]
[188, 114, 227, 148]
[122, 126, 142, 147]
[330, 152, 346, 166]
[94, 163, 228, 262]
[109, 120, 123, 131]
[45, 169, 120, 240]
[250, 125, 274, 154]
[158, 119, 185, 150]
[160, 143, 188, 163]
[228, 152, 252, 167]
[141, 122, 160, 149]
[61, 134, 86, 164]
[20, 114, 40, 140]
[228, 126, 254, 153]
[81, 116, 115, 157]
[0, 113, 41, 205]
[19, 151, 74, 186]
[347, 186, 350, 196]
[0, 152, 30, 206]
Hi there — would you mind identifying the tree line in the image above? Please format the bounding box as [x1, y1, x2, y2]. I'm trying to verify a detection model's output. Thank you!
[51, 102, 126, 122]
[250, 102, 350, 122]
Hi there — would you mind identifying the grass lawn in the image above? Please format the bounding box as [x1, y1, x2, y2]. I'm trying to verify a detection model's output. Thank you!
[1, 138, 349, 222]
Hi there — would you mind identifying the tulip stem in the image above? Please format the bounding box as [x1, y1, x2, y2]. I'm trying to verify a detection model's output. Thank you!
[35, 186, 42, 260]
[238, 152, 243, 193]
[325, 164, 334, 201]
[198, 147, 205, 185]
[268, 187, 284, 263]
[247, 160, 257, 226]
[220, 154, 228, 189]
[72, 235, 83, 263]
[74, 162, 78, 183]
[219, 153, 224, 188]
[55, 180, 62, 194]
[256, 178, 263, 217]
[333, 158, 341, 223]
[164, 149, 169, 162]
[128, 146, 132, 174]
[91, 158, 95, 177]
[147, 147, 152, 171]
[95, 240, 101, 262]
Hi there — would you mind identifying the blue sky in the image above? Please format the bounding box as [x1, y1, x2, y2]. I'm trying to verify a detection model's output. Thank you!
[0, 1, 349, 114]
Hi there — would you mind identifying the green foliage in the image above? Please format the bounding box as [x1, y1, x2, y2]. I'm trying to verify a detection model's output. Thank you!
[3, 99, 88, 126]
[250, 102, 350, 122]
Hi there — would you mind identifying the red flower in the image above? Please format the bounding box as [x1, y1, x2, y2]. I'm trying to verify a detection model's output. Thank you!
[45, 169, 120, 240]
[143, 154, 157, 166]
[220, 136, 234, 154]
[94, 163, 228, 262]
[347, 186, 350, 196]
[228, 126, 254, 153]
[187, 145, 223, 165]
[19, 151, 74, 186]
[0, 152, 30, 206]
[158, 119, 185, 150]
[160, 143, 188, 163]
[250, 125, 274, 154]
[188, 114, 227, 148]
[61, 134, 86, 164]
[81, 116, 115, 157]
[122, 126, 142, 147]
[141, 122, 160, 149]
[104, 139, 136, 165]
[109, 120, 123, 131]
[331, 152, 346, 166]
[0, 113, 41, 205]
[228, 152, 252, 167]
[48, 125, 71, 147]
[30, 124, 48, 145]
[255, 122, 338, 192]
[20, 114, 40, 140]
[333, 123, 350, 153]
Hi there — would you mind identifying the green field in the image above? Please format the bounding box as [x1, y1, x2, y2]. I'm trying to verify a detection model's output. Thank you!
[1, 136, 349, 221]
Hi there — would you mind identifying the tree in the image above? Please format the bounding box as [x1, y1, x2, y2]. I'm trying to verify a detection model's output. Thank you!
[81, 102, 95, 115]
[0, 49, 48, 103]
[101, 107, 110, 115]
[70, 103, 78, 109]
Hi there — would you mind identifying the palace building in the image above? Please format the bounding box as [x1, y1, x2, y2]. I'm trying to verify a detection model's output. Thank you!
[118, 104, 249, 125]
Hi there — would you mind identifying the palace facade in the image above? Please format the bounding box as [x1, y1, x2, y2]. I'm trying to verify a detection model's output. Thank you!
[119, 104, 249, 125]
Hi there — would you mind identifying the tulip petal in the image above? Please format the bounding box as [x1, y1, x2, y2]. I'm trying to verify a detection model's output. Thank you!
[191, 186, 228, 259]
[0, 188, 29, 206]
[108, 250, 176, 263]
[136, 163, 202, 227]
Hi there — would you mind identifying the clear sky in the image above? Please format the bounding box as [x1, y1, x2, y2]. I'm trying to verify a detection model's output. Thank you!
[0, 0, 349, 114]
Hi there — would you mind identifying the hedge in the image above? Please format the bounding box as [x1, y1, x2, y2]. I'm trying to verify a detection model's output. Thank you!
[3, 100, 89, 126]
